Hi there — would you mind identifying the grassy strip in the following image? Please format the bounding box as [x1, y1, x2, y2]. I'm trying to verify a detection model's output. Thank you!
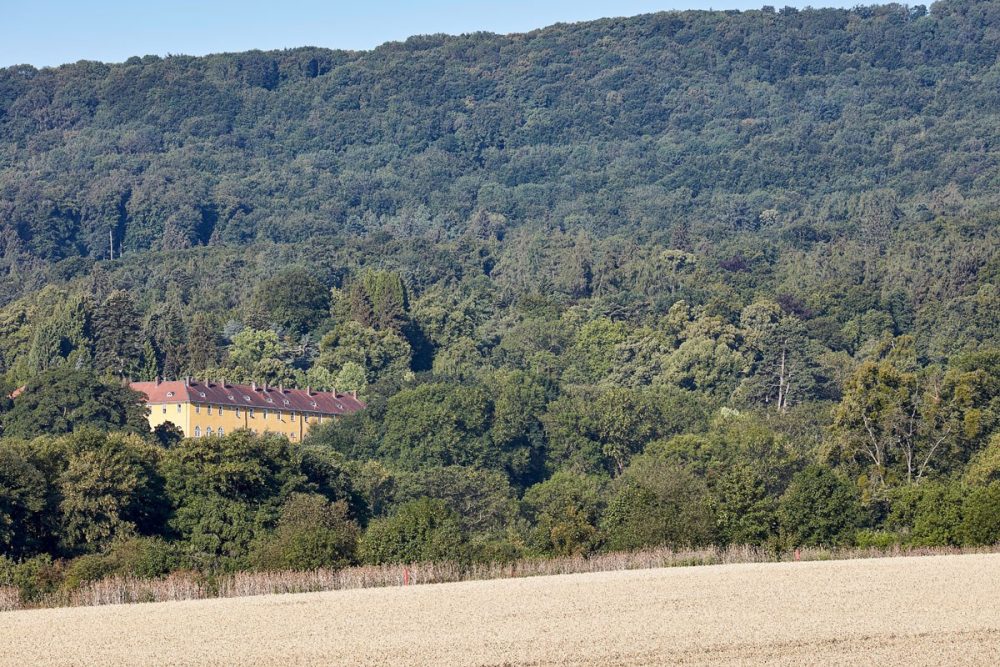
[4, 543, 998, 611]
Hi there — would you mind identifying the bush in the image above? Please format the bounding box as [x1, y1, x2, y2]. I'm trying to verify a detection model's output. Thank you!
[106, 536, 179, 578]
[467, 531, 525, 564]
[251, 494, 359, 571]
[909, 482, 964, 547]
[61, 537, 179, 592]
[0, 554, 65, 603]
[601, 457, 715, 552]
[854, 529, 901, 549]
[359, 498, 467, 565]
[778, 465, 862, 547]
[961, 482, 1000, 546]
[523, 471, 604, 556]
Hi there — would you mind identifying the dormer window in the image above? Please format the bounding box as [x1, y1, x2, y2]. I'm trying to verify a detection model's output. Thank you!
[243, 396, 251, 402]
[166, 391, 175, 397]
[199, 392, 206, 398]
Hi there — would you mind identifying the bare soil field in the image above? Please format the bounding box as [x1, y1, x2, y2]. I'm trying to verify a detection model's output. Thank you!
[2, 553, 999, 666]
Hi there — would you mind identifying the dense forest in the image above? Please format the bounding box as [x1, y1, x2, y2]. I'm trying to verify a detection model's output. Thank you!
[1, 1, 1000, 600]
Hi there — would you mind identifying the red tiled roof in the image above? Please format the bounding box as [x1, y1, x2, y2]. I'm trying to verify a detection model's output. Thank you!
[129, 380, 365, 416]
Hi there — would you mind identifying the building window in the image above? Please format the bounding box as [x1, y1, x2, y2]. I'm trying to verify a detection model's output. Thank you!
[218, 427, 224, 436]
[207, 405, 212, 415]
[249, 408, 255, 418]
[218, 405, 224, 416]
[177, 403, 182, 413]
[194, 426, 201, 437]
[235, 407, 240, 417]
[161, 405, 166, 414]
[206, 427, 213, 437]
[263, 409, 268, 419]
[290, 411, 296, 419]
[195, 405, 200, 414]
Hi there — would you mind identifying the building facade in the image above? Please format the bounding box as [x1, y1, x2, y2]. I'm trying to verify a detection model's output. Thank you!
[129, 379, 365, 440]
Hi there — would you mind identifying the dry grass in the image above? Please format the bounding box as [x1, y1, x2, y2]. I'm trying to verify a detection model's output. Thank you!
[1, 553, 998, 666]
[65, 572, 209, 607]
[0, 586, 19, 612]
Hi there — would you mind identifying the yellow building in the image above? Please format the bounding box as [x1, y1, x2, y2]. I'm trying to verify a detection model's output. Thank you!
[129, 379, 365, 440]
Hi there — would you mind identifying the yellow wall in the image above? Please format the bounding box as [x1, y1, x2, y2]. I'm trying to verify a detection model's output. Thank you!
[145, 401, 331, 440]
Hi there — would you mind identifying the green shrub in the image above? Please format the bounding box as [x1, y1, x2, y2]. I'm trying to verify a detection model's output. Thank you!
[854, 529, 901, 550]
[522, 471, 603, 557]
[961, 482, 1000, 546]
[61, 555, 116, 591]
[909, 482, 965, 547]
[601, 457, 715, 552]
[0, 554, 64, 603]
[251, 494, 359, 571]
[777, 465, 862, 547]
[359, 498, 467, 565]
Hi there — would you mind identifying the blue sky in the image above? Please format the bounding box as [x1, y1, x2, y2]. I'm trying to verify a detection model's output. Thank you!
[3, 1, 859, 68]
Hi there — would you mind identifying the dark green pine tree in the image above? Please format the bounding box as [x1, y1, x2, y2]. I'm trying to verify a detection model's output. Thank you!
[92, 290, 143, 378]
[25, 294, 93, 374]
[361, 270, 408, 332]
[25, 319, 64, 373]
[139, 340, 159, 381]
[185, 313, 220, 374]
[147, 301, 187, 380]
[348, 280, 374, 329]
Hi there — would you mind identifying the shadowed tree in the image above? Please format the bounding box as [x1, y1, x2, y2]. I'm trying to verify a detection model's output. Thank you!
[93, 290, 143, 378]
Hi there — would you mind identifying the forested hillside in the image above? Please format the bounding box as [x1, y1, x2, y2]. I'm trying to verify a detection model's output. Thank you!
[1, 1, 1000, 600]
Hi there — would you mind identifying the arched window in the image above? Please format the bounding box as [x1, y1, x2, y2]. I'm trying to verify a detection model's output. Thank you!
[206, 427, 213, 437]
[194, 426, 201, 437]
[218, 427, 224, 437]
